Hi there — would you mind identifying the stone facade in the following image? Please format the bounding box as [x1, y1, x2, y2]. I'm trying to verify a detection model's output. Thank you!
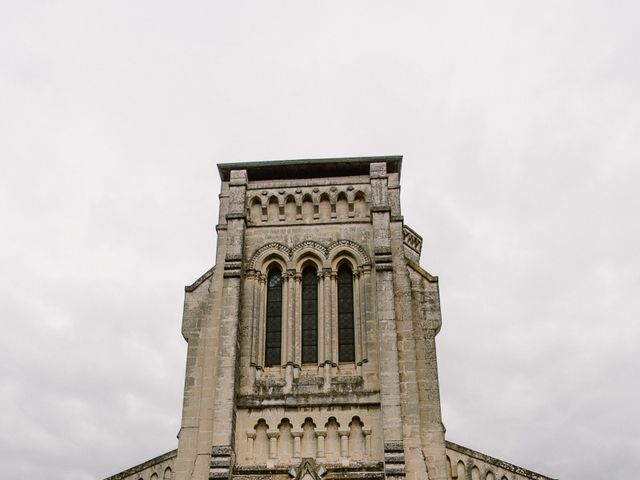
[104, 157, 556, 480]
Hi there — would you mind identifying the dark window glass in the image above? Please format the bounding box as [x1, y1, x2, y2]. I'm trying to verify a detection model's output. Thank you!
[301, 266, 318, 364]
[265, 267, 282, 367]
[337, 264, 355, 363]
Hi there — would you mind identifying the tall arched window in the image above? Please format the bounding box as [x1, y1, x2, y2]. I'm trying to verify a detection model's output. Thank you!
[337, 264, 355, 363]
[265, 267, 283, 367]
[301, 265, 318, 364]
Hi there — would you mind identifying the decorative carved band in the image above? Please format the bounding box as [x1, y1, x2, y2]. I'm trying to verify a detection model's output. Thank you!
[248, 240, 371, 271]
[402, 225, 423, 255]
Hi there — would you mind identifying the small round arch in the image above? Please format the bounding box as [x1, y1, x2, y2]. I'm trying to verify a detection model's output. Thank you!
[254, 418, 270, 430]
[248, 242, 292, 271]
[261, 254, 289, 276]
[327, 240, 370, 268]
[291, 241, 328, 270]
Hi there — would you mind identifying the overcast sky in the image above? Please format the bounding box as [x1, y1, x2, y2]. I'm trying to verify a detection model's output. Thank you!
[2, 2, 639, 479]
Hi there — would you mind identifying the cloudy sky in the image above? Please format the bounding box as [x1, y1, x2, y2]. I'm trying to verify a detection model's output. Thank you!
[2, 2, 639, 479]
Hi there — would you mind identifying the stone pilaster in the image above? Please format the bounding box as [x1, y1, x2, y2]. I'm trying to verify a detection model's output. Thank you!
[209, 169, 247, 478]
[175, 188, 230, 480]
[370, 161, 406, 478]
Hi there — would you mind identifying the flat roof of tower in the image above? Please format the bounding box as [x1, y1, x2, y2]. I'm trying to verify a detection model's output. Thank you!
[217, 155, 402, 182]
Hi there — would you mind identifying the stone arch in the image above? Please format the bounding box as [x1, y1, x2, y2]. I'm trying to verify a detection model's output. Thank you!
[163, 467, 172, 480]
[249, 196, 262, 223]
[301, 193, 314, 221]
[354, 190, 367, 218]
[324, 417, 340, 462]
[301, 417, 317, 458]
[336, 191, 348, 219]
[277, 418, 293, 461]
[485, 471, 495, 480]
[446, 456, 453, 480]
[471, 466, 481, 480]
[248, 243, 292, 271]
[457, 461, 467, 480]
[327, 240, 371, 268]
[291, 241, 329, 268]
[348, 416, 365, 460]
[293, 251, 325, 273]
[331, 251, 359, 272]
[261, 254, 289, 276]
[267, 195, 279, 221]
[284, 194, 296, 221]
[319, 192, 331, 220]
[254, 419, 269, 463]
[150, 473, 158, 480]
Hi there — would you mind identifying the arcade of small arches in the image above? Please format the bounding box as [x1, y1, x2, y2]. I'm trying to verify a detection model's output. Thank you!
[243, 416, 373, 465]
[244, 241, 372, 387]
[246, 187, 369, 224]
[446, 456, 515, 480]
[136, 467, 172, 480]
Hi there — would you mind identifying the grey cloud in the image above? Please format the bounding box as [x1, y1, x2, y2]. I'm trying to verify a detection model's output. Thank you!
[1, 1, 638, 479]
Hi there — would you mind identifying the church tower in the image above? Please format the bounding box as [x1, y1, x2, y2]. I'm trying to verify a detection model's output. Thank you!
[104, 157, 556, 480]
[174, 157, 446, 480]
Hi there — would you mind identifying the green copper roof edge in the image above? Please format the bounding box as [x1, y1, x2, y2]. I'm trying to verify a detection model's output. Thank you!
[217, 155, 403, 180]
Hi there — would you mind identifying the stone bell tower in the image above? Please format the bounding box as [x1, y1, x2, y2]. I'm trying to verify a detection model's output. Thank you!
[172, 156, 447, 480]
[104, 157, 557, 480]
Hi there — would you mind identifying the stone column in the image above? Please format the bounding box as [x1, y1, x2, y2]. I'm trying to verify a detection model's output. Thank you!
[268, 431, 278, 459]
[339, 429, 350, 463]
[248, 271, 259, 370]
[246, 432, 256, 461]
[292, 430, 303, 459]
[316, 270, 324, 374]
[315, 430, 327, 460]
[255, 273, 266, 379]
[363, 427, 372, 459]
[330, 270, 338, 366]
[359, 267, 370, 363]
[322, 268, 333, 390]
[353, 269, 363, 375]
[293, 272, 302, 379]
[284, 270, 295, 390]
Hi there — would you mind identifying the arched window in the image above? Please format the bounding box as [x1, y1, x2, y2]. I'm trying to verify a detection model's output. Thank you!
[301, 265, 318, 364]
[265, 267, 283, 367]
[337, 264, 355, 363]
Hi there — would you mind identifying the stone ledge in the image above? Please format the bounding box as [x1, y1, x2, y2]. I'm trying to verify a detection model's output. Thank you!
[406, 259, 438, 283]
[217, 155, 402, 182]
[237, 390, 381, 408]
[185, 266, 215, 292]
[232, 460, 385, 479]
